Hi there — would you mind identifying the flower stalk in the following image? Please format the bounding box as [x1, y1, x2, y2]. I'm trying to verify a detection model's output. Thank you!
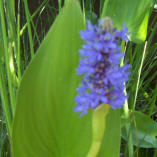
[87, 104, 110, 157]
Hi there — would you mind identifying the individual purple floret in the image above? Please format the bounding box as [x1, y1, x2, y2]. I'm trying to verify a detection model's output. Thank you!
[74, 17, 130, 116]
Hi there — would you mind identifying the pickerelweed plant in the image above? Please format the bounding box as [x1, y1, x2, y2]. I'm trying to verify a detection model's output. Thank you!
[74, 18, 130, 116]
[73, 17, 131, 157]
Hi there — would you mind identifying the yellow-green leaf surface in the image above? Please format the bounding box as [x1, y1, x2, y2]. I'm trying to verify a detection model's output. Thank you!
[87, 105, 121, 157]
[98, 109, 121, 157]
[12, 1, 92, 157]
[102, 0, 152, 43]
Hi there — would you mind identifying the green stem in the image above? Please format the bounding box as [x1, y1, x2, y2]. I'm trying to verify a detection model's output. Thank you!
[17, 0, 21, 82]
[0, 78, 12, 135]
[0, 61, 12, 135]
[58, 0, 62, 12]
[82, 0, 86, 24]
[23, 0, 34, 58]
[153, 148, 157, 157]
[20, 0, 48, 36]
[148, 83, 157, 116]
[131, 42, 147, 110]
[0, 0, 16, 114]
[121, 41, 134, 157]
[148, 14, 157, 35]
[124, 102, 134, 157]
[87, 104, 110, 157]
[10, 0, 15, 15]
[5, 0, 19, 87]
[148, 15, 157, 48]
[30, 14, 41, 46]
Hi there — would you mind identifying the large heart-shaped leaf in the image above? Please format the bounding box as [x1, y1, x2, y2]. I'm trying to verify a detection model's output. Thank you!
[101, 0, 152, 43]
[12, 1, 93, 157]
[122, 111, 157, 148]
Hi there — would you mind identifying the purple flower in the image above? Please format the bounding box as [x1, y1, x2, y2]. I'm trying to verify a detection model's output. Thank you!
[74, 17, 130, 115]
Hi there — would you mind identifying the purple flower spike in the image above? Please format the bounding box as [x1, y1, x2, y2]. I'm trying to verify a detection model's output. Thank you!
[74, 17, 130, 115]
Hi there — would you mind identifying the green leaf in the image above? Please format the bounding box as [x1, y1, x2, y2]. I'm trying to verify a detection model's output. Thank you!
[101, 0, 152, 43]
[122, 111, 157, 148]
[12, 1, 93, 157]
[0, 22, 4, 62]
[98, 109, 121, 157]
[0, 45, 4, 63]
